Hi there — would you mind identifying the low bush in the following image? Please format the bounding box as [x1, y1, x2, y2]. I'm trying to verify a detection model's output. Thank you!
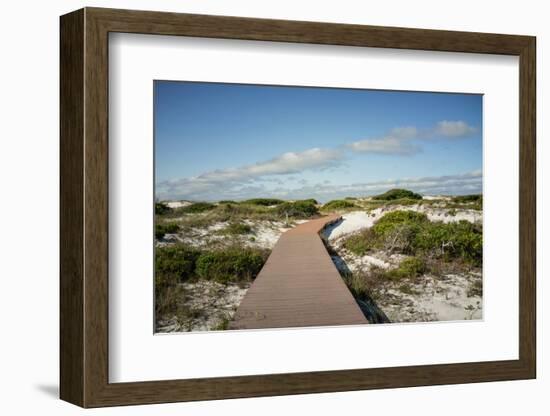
[221, 222, 253, 235]
[154, 243, 270, 324]
[415, 220, 482, 265]
[388, 198, 423, 206]
[195, 247, 268, 283]
[371, 211, 428, 252]
[450, 194, 483, 211]
[179, 202, 216, 213]
[275, 200, 319, 218]
[241, 198, 284, 206]
[385, 256, 427, 280]
[155, 202, 171, 215]
[372, 188, 422, 201]
[300, 198, 319, 205]
[344, 228, 376, 256]
[322, 199, 357, 211]
[155, 222, 180, 239]
[155, 245, 202, 287]
[453, 194, 482, 204]
[218, 200, 236, 204]
[342, 210, 482, 265]
[216, 202, 255, 216]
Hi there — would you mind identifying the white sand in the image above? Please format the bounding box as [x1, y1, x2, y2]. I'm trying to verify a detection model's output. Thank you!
[157, 281, 250, 332]
[160, 219, 304, 250]
[382, 273, 482, 322]
[423, 208, 481, 224]
[354, 254, 391, 270]
[323, 211, 376, 242]
[247, 221, 289, 249]
[165, 200, 192, 209]
[422, 195, 451, 201]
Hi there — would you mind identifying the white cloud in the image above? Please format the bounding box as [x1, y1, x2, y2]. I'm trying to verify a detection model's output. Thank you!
[348, 137, 420, 155]
[266, 170, 482, 201]
[200, 147, 343, 182]
[347, 120, 477, 156]
[158, 169, 482, 202]
[389, 126, 418, 139]
[157, 147, 343, 200]
[434, 120, 477, 137]
[157, 120, 480, 200]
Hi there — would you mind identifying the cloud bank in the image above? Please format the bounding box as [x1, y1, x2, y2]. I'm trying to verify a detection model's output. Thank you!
[157, 120, 480, 201]
[158, 170, 482, 202]
[157, 147, 343, 199]
[348, 120, 478, 156]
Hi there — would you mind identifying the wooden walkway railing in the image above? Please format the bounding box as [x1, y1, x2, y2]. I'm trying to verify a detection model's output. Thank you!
[229, 214, 368, 330]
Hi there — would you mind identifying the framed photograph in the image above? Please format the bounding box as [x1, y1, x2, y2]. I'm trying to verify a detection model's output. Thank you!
[60, 7, 536, 407]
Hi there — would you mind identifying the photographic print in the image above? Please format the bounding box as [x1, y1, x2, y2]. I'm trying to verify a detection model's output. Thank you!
[154, 81, 483, 333]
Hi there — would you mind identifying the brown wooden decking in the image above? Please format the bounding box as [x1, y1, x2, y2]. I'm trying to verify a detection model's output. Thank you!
[229, 214, 368, 330]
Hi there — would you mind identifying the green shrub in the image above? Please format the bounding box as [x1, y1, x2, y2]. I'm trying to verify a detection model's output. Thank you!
[322, 199, 357, 211]
[195, 248, 268, 283]
[221, 222, 253, 235]
[344, 228, 376, 256]
[179, 202, 216, 213]
[155, 245, 202, 286]
[155, 202, 171, 215]
[449, 194, 482, 211]
[372, 189, 422, 201]
[241, 198, 284, 206]
[155, 222, 180, 239]
[415, 220, 482, 265]
[386, 256, 427, 280]
[341, 210, 482, 266]
[387, 198, 423, 206]
[299, 198, 319, 205]
[453, 194, 482, 204]
[275, 200, 319, 218]
[372, 210, 428, 238]
[342, 211, 428, 255]
[218, 200, 236, 204]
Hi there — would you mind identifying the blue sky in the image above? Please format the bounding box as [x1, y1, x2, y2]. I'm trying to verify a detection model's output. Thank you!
[155, 81, 482, 202]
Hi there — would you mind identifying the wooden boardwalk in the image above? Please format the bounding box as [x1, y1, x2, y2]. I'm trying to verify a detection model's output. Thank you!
[229, 214, 368, 330]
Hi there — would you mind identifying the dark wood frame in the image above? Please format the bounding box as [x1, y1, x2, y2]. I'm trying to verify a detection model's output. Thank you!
[60, 7, 536, 408]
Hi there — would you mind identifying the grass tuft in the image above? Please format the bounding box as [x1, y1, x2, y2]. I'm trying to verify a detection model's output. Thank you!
[322, 199, 357, 211]
[220, 222, 253, 235]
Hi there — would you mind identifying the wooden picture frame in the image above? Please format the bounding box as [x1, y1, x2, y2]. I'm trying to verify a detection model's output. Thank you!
[60, 7, 536, 408]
